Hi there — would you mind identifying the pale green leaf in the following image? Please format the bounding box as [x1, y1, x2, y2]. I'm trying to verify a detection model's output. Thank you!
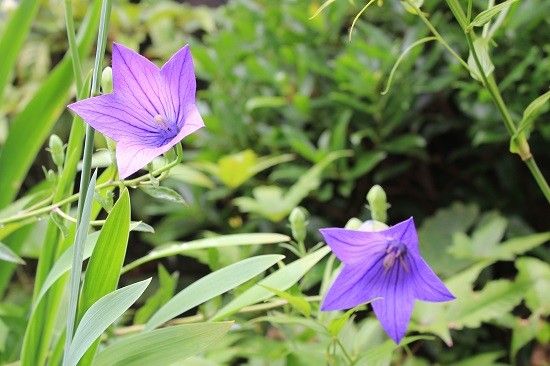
[122, 233, 289, 273]
[517, 90, 550, 135]
[140, 186, 185, 204]
[469, 0, 518, 28]
[146, 254, 284, 330]
[94, 322, 232, 366]
[212, 246, 330, 320]
[260, 285, 311, 317]
[516, 257, 550, 315]
[468, 37, 494, 81]
[0, 241, 25, 264]
[66, 279, 151, 366]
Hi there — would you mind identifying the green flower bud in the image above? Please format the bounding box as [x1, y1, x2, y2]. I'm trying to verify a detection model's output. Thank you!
[366, 185, 389, 224]
[289, 207, 308, 243]
[344, 218, 362, 230]
[48, 134, 65, 169]
[101, 66, 113, 94]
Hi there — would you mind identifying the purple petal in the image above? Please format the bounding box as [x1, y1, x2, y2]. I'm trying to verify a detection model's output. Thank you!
[116, 106, 204, 179]
[68, 94, 161, 142]
[371, 263, 415, 343]
[160, 45, 197, 129]
[319, 228, 388, 265]
[382, 217, 420, 255]
[111, 43, 173, 121]
[321, 255, 385, 310]
[408, 253, 455, 302]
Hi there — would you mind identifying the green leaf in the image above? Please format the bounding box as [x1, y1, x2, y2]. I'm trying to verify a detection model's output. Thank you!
[122, 233, 290, 273]
[469, 0, 518, 28]
[0, 0, 40, 100]
[0, 1, 102, 208]
[511, 315, 545, 359]
[467, 37, 494, 82]
[33, 232, 100, 309]
[165, 164, 214, 189]
[516, 257, 550, 315]
[146, 254, 284, 330]
[212, 246, 330, 320]
[140, 185, 186, 204]
[448, 351, 505, 366]
[357, 336, 433, 365]
[134, 265, 178, 324]
[327, 308, 356, 337]
[94, 322, 233, 366]
[516, 90, 550, 136]
[245, 96, 287, 111]
[0, 241, 25, 264]
[65, 279, 151, 366]
[445, 0, 469, 30]
[260, 285, 311, 317]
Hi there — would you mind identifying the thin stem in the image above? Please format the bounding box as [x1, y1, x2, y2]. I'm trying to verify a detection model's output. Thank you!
[113, 296, 322, 336]
[63, 0, 83, 94]
[63, 0, 112, 363]
[335, 338, 355, 365]
[0, 155, 181, 226]
[404, 0, 470, 70]
[465, 31, 550, 202]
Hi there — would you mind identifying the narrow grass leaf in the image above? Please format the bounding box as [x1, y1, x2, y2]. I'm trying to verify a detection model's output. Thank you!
[212, 246, 330, 320]
[66, 279, 151, 366]
[122, 233, 290, 273]
[94, 322, 233, 366]
[0, 241, 25, 264]
[146, 254, 284, 330]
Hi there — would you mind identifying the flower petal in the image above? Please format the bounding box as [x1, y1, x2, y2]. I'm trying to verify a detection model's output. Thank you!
[321, 255, 385, 310]
[160, 45, 197, 128]
[371, 263, 415, 343]
[116, 106, 204, 179]
[111, 43, 172, 120]
[68, 94, 160, 142]
[319, 228, 388, 265]
[408, 253, 455, 302]
[382, 217, 420, 255]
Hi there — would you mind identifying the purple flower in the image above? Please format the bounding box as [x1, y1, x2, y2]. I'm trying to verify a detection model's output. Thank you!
[68, 43, 204, 179]
[320, 217, 455, 343]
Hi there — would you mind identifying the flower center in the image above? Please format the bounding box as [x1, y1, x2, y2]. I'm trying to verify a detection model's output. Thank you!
[383, 240, 408, 272]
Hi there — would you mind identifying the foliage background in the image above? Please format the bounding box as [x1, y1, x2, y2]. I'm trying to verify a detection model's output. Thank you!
[0, 0, 548, 365]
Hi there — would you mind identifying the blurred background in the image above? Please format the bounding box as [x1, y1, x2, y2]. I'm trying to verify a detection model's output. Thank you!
[0, 0, 549, 364]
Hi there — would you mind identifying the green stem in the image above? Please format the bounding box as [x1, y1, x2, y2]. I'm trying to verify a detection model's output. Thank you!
[404, 0, 470, 70]
[63, 0, 112, 363]
[0, 156, 181, 226]
[465, 31, 550, 203]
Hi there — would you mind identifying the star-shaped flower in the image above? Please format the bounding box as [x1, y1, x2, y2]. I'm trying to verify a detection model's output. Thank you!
[68, 43, 204, 178]
[320, 217, 455, 343]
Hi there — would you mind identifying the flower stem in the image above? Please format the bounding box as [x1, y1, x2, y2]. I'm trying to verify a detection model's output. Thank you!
[63, 0, 112, 363]
[465, 31, 550, 203]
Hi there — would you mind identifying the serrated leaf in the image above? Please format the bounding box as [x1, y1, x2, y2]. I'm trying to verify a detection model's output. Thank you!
[140, 185, 185, 204]
[65, 279, 151, 366]
[212, 246, 330, 320]
[516, 257, 550, 315]
[0, 241, 25, 264]
[146, 254, 284, 330]
[469, 0, 518, 28]
[94, 322, 232, 366]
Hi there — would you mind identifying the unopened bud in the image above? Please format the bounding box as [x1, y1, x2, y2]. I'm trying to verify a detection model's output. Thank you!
[367, 185, 389, 224]
[48, 134, 65, 169]
[289, 207, 308, 243]
[101, 67, 113, 93]
[345, 218, 363, 230]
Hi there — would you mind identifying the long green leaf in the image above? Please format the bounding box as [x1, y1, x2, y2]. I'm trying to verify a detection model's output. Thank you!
[145, 254, 284, 330]
[0, 0, 40, 100]
[468, 0, 518, 28]
[0, 241, 25, 264]
[66, 279, 151, 366]
[77, 189, 131, 365]
[94, 322, 233, 366]
[122, 233, 290, 273]
[0, 0, 101, 208]
[212, 246, 330, 320]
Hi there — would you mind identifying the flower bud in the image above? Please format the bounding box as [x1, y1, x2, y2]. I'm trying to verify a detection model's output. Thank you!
[344, 217, 363, 230]
[366, 185, 389, 224]
[48, 134, 65, 169]
[289, 207, 308, 243]
[101, 67, 113, 94]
